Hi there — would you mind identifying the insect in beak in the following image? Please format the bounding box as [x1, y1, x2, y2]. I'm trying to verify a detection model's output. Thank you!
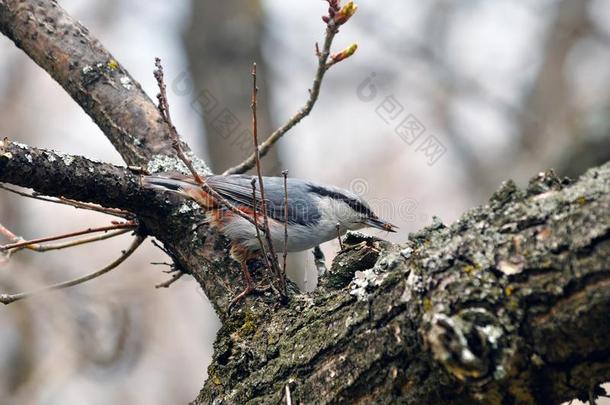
[365, 217, 398, 233]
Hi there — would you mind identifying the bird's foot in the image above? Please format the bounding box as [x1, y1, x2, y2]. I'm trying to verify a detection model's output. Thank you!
[227, 282, 271, 312]
[228, 284, 254, 312]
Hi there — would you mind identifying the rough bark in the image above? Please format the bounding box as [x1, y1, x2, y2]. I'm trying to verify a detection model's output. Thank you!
[0, 0, 184, 165]
[0, 140, 149, 214]
[191, 165, 610, 404]
[1, 1, 609, 404]
[0, 137, 246, 315]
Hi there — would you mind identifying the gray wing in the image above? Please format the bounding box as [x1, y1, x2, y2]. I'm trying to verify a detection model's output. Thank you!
[206, 175, 321, 226]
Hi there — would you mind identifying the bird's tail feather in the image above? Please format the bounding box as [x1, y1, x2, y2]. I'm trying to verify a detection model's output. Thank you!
[141, 176, 192, 193]
[142, 174, 213, 208]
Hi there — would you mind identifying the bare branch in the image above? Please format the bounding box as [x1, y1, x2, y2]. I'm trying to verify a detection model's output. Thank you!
[0, 0, 195, 165]
[155, 271, 185, 289]
[250, 179, 271, 272]
[0, 235, 145, 305]
[250, 63, 284, 295]
[154, 58, 205, 184]
[16, 229, 132, 253]
[0, 139, 164, 216]
[223, 5, 355, 175]
[0, 222, 19, 242]
[0, 222, 136, 251]
[0, 184, 131, 217]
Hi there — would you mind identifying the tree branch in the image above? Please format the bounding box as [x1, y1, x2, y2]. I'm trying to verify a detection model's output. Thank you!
[0, 234, 145, 305]
[194, 163, 610, 404]
[14, 228, 133, 253]
[0, 184, 131, 217]
[0, 0, 208, 169]
[222, 3, 351, 175]
[0, 139, 161, 215]
[1, 222, 134, 251]
[0, 138, 251, 315]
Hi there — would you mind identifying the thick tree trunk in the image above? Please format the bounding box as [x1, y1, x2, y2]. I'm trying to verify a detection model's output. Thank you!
[190, 165, 610, 404]
[1, 1, 609, 404]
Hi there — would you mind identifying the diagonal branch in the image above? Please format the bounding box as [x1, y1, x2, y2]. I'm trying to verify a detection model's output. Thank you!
[0, 222, 135, 251]
[0, 234, 145, 305]
[0, 0, 205, 167]
[0, 184, 131, 218]
[17, 228, 133, 253]
[222, 29, 336, 175]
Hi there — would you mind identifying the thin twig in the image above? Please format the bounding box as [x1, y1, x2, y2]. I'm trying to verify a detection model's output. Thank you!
[0, 184, 131, 218]
[335, 223, 344, 251]
[21, 228, 132, 253]
[151, 239, 172, 257]
[58, 197, 131, 217]
[251, 179, 272, 271]
[155, 271, 185, 289]
[224, 1, 358, 175]
[250, 63, 284, 295]
[150, 261, 173, 267]
[150, 239, 187, 287]
[285, 385, 293, 405]
[0, 223, 19, 263]
[153, 58, 204, 185]
[153, 59, 265, 231]
[0, 222, 19, 242]
[0, 222, 136, 251]
[0, 235, 146, 305]
[282, 170, 289, 288]
[223, 21, 339, 175]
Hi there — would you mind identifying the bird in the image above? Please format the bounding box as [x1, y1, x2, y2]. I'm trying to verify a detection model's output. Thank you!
[142, 173, 397, 304]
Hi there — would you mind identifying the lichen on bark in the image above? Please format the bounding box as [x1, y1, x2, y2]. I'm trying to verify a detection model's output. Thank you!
[194, 164, 610, 405]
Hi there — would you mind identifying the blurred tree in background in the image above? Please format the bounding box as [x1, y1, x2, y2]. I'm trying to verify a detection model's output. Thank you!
[184, 0, 282, 175]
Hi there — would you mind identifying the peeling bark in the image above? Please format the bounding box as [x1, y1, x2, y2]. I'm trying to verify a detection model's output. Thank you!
[1, 1, 609, 404]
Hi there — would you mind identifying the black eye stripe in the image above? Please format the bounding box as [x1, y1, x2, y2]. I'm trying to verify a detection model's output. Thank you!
[308, 185, 373, 218]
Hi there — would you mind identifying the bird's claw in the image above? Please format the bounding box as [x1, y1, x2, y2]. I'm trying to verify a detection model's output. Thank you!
[227, 282, 272, 312]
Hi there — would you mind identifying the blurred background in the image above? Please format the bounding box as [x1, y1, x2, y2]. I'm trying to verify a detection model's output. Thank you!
[0, 0, 609, 403]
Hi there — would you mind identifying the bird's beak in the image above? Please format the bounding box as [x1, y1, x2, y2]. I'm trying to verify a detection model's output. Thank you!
[365, 217, 398, 233]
